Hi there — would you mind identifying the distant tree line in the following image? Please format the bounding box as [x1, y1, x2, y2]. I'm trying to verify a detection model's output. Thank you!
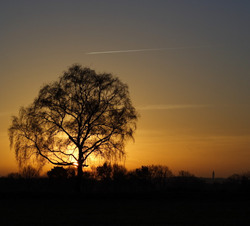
[16, 163, 195, 180]
[7, 163, 197, 180]
[4, 163, 250, 194]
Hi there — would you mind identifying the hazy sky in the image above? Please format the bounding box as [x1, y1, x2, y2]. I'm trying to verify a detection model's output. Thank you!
[1, 0, 250, 177]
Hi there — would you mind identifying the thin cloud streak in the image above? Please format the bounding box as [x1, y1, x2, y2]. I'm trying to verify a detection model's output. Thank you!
[138, 104, 212, 111]
[86, 46, 209, 55]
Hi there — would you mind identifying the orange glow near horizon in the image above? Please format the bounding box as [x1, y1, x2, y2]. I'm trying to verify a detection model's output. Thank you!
[1, 105, 250, 178]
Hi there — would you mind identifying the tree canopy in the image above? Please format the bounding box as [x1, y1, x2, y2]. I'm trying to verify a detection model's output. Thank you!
[9, 64, 138, 181]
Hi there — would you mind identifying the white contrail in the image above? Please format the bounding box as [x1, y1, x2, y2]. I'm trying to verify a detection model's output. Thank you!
[137, 104, 211, 111]
[86, 46, 209, 55]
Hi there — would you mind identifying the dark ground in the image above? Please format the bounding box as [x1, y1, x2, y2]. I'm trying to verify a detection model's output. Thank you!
[1, 177, 250, 226]
[0, 190, 250, 226]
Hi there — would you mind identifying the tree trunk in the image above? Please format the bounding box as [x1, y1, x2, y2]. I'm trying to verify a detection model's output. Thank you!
[76, 147, 83, 192]
[76, 161, 83, 192]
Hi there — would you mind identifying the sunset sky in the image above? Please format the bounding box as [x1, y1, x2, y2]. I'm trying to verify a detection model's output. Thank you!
[1, 1, 250, 177]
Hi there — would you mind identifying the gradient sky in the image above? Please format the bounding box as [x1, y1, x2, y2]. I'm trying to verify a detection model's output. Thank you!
[1, 0, 250, 177]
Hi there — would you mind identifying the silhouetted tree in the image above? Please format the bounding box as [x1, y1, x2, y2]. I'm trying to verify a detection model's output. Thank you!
[96, 162, 112, 180]
[95, 162, 127, 181]
[148, 165, 173, 179]
[9, 64, 138, 191]
[135, 166, 150, 179]
[134, 165, 173, 180]
[178, 170, 194, 177]
[112, 164, 127, 181]
[21, 165, 40, 179]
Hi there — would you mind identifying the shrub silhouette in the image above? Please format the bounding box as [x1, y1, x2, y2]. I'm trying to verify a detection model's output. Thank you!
[47, 167, 68, 179]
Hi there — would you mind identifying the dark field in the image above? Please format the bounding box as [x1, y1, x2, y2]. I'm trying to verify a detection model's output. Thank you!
[1, 190, 250, 226]
[1, 177, 250, 226]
